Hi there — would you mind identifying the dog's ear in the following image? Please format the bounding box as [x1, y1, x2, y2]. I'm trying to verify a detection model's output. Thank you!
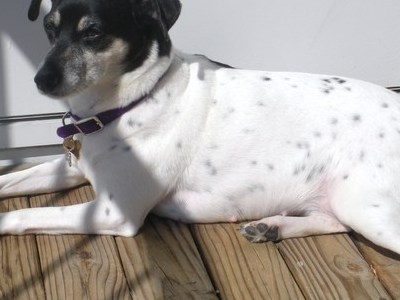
[28, 0, 43, 21]
[155, 0, 182, 31]
[131, 0, 182, 35]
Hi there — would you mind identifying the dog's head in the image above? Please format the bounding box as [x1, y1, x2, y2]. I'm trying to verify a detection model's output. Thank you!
[28, 0, 181, 98]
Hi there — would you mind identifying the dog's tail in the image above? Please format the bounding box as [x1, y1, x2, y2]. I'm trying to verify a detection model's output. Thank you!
[28, 0, 43, 21]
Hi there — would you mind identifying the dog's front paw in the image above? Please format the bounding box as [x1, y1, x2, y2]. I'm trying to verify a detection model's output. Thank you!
[239, 222, 279, 243]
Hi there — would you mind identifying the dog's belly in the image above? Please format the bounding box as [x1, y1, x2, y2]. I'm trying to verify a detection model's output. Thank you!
[153, 170, 335, 223]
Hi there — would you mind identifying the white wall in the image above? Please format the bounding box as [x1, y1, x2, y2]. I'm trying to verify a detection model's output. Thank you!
[1, 0, 400, 156]
[172, 0, 400, 85]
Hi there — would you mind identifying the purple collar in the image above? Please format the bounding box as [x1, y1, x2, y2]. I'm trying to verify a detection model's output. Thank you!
[57, 94, 147, 138]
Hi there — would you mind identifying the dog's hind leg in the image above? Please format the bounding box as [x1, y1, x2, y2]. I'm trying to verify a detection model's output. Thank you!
[0, 157, 86, 198]
[331, 186, 400, 255]
[240, 213, 350, 243]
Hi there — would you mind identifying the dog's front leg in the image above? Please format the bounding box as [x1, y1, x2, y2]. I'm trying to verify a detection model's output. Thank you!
[0, 153, 166, 236]
[0, 199, 136, 236]
[0, 157, 86, 198]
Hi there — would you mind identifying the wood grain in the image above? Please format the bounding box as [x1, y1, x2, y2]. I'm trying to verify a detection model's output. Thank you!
[29, 186, 131, 300]
[116, 215, 217, 300]
[0, 197, 45, 300]
[278, 234, 391, 300]
[191, 223, 305, 300]
[353, 233, 400, 299]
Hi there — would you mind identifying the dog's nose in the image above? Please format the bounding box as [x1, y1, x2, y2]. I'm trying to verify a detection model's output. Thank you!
[34, 67, 61, 94]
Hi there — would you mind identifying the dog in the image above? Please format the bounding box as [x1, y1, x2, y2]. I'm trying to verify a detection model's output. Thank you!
[0, 0, 399, 255]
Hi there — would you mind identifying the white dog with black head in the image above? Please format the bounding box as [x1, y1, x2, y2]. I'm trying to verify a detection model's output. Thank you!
[0, 0, 399, 255]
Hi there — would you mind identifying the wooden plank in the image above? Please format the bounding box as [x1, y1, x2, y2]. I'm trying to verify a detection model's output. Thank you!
[353, 233, 400, 299]
[116, 215, 217, 300]
[191, 223, 305, 300]
[277, 234, 391, 299]
[0, 197, 45, 300]
[29, 186, 131, 300]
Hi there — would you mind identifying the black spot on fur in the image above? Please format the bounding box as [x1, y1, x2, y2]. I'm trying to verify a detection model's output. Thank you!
[210, 168, 218, 176]
[293, 165, 306, 176]
[379, 132, 385, 139]
[208, 144, 219, 150]
[263, 76, 272, 81]
[332, 77, 346, 84]
[330, 118, 339, 125]
[176, 142, 182, 149]
[352, 114, 362, 123]
[313, 131, 322, 138]
[247, 183, 265, 193]
[222, 107, 235, 119]
[382, 102, 389, 108]
[242, 128, 255, 134]
[296, 141, 310, 150]
[359, 151, 365, 162]
[343, 174, 349, 180]
[105, 208, 111, 216]
[127, 119, 143, 128]
[205, 160, 218, 176]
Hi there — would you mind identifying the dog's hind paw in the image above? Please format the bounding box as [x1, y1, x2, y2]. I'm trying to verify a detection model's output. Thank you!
[239, 222, 279, 243]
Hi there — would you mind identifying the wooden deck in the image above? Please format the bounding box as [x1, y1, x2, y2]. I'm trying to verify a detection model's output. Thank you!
[1, 184, 400, 299]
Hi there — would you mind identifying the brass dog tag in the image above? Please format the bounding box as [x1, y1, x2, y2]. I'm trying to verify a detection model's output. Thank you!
[63, 136, 81, 167]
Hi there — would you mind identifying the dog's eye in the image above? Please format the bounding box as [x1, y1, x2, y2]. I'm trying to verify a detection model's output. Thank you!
[82, 26, 102, 40]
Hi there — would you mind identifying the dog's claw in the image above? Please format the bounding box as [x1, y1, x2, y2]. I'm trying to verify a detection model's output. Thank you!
[239, 223, 279, 243]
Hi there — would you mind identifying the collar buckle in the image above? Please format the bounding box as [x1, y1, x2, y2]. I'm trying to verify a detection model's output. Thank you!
[74, 116, 105, 135]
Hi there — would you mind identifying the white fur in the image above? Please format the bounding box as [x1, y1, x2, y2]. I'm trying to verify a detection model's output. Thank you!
[1, 47, 400, 254]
